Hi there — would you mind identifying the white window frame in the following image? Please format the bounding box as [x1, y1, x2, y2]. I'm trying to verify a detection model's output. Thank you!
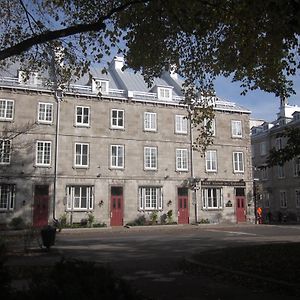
[0, 99, 14, 121]
[144, 112, 157, 132]
[66, 186, 94, 211]
[276, 138, 283, 150]
[231, 120, 242, 138]
[0, 184, 15, 211]
[110, 145, 124, 169]
[38, 102, 53, 124]
[0, 139, 11, 165]
[139, 187, 163, 210]
[204, 118, 216, 136]
[175, 115, 188, 134]
[280, 190, 287, 208]
[277, 165, 285, 178]
[36, 141, 51, 166]
[93, 79, 109, 95]
[263, 192, 270, 208]
[294, 157, 300, 177]
[205, 150, 217, 172]
[202, 188, 223, 210]
[74, 143, 89, 168]
[176, 148, 188, 171]
[158, 87, 172, 101]
[111, 109, 124, 129]
[296, 189, 300, 208]
[260, 142, 267, 156]
[76, 106, 90, 127]
[233, 152, 244, 173]
[144, 146, 157, 170]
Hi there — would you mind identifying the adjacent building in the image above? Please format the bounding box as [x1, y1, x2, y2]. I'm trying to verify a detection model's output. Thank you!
[251, 100, 300, 223]
[0, 57, 253, 227]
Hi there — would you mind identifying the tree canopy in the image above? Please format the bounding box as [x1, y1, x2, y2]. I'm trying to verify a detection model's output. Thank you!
[0, 0, 299, 99]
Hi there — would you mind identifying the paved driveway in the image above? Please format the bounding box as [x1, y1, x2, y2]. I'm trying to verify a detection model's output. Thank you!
[6, 224, 300, 299]
[54, 224, 300, 300]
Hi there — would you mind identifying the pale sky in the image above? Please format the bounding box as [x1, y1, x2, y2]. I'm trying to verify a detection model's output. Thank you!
[214, 75, 300, 122]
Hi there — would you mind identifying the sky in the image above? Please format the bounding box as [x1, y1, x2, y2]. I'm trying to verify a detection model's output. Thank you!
[214, 75, 300, 122]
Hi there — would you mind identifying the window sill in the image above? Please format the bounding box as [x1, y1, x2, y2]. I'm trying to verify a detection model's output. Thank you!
[110, 127, 125, 130]
[74, 124, 90, 128]
[73, 166, 89, 169]
[35, 164, 52, 168]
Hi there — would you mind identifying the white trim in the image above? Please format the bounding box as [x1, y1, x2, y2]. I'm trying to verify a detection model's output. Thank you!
[111, 109, 124, 129]
[36, 140, 52, 166]
[144, 112, 157, 132]
[176, 148, 189, 171]
[0, 99, 14, 121]
[0, 139, 11, 165]
[139, 186, 162, 210]
[231, 120, 242, 138]
[295, 189, 300, 208]
[205, 150, 217, 172]
[110, 144, 124, 169]
[0, 184, 15, 211]
[66, 186, 94, 211]
[74, 143, 89, 168]
[279, 190, 287, 208]
[144, 146, 157, 170]
[175, 114, 188, 134]
[233, 151, 244, 173]
[75, 105, 90, 127]
[38, 102, 53, 124]
[202, 187, 223, 210]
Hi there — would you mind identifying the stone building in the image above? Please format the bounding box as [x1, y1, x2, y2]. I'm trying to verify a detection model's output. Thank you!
[0, 57, 253, 227]
[251, 100, 300, 223]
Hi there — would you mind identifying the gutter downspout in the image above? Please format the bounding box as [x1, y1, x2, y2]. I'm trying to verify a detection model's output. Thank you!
[53, 89, 62, 222]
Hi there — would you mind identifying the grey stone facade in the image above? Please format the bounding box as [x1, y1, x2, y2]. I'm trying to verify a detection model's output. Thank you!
[251, 104, 300, 223]
[0, 57, 253, 227]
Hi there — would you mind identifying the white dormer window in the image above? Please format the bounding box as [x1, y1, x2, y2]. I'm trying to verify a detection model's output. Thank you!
[92, 79, 109, 95]
[18, 70, 39, 85]
[158, 87, 172, 101]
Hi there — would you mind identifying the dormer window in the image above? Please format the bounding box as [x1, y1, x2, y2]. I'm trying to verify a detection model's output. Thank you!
[158, 87, 172, 101]
[18, 70, 39, 85]
[293, 112, 300, 121]
[92, 79, 109, 95]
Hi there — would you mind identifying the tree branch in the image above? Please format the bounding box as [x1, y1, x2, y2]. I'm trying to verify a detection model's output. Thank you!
[0, 0, 150, 61]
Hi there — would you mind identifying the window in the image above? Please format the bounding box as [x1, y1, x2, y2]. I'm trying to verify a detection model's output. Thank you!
[204, 118, 216, 136]
[260, 142, 267, 156]
[0, 139, 11, 164]
[233, 152, 244, 173]
[76, 106, 90, 126]
[144, 112, 157, 131]
[202, 188, 222, 209]
[175, 115, 187, 134]
[74, 143, 89, 168]
[276, 138, 283, 150]
[144, 147, 157, 170]
[0, 184, 15, 211]
[263, 193, 270, 208]
[280, 191, 287, 208]
[294, 157, 300, 177]
[111, 109, 124, 129]
[66, 186, 93, 211]
[176, 149, 188, 171]
[277, 165, 285, 178]
[111, 145, 124, 169]
[296, 190, 300, 208]
[231, 120, 242, 137]
[36, 141, 51, 166]
[158, 87, 172, 101]
[251, 145, 255, 158]
[261, 167, 268, 180]
[205, 150, 217, 172]
[0, 99, 14, 121]
[38, 102, 53, 123]
[94, 80, 109, 94]
[139, 187, 163, 210]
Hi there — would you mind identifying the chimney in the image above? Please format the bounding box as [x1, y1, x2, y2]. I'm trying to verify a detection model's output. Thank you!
[111, 56, 125, 70]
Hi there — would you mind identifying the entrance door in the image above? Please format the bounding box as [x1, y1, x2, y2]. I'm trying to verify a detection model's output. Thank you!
[236, 188, 246, 222]
[178, 188, 189, 224]
[110, 186, 123, 226]
[33, 185, 49, 227]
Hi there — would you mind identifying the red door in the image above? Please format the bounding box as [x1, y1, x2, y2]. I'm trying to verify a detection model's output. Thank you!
[236, 196, 246, 222]
[178, 188, 189, 224]
[110, 187, 123, 226]
[33, 185, 49, 227]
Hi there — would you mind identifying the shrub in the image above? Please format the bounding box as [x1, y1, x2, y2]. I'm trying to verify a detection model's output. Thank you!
[160, 214, 167, 224]
[9, 217, 26, 230]
[126, 215, 146, 226]
[198, 218, 210, 224]
[150, 211, 158, 225]
[167, 210, 173, 223]
[92, 222, 107, 228]
[87, 213, 95, 228]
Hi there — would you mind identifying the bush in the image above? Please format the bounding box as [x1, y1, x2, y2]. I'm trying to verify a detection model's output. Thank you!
[150, 211, 158, 225]
[126, 215, 146, 226]
[9, 217, 26, 230]
[198, 218, 210, 224]
[87, 213, 95, 228]
[167, 210, 173, 223]
[92, 222, 107, 228]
